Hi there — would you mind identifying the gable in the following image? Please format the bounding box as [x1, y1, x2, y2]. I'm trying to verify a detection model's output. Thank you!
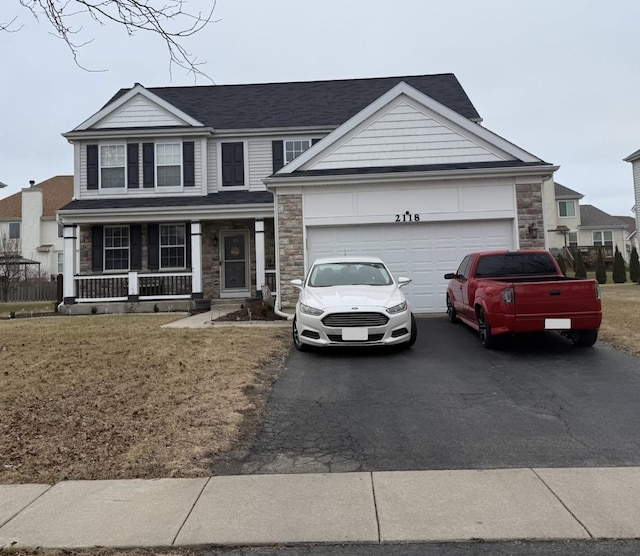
[95, 96, 191, 129]
[280, 82, 544, 175]
[310, 98, 504, 171]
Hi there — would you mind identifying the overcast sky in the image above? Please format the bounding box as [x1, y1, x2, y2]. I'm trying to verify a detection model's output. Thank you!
[1, 0, 639, 217]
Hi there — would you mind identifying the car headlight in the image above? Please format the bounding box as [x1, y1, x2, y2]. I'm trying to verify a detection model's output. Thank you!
[300, 303, 324, 316]
[386, 301, 407, 314]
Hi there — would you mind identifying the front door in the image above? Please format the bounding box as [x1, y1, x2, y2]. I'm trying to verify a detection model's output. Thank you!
[221, 230, 250, 297]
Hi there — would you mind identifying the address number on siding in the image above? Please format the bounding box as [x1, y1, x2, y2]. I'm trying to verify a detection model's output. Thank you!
[395, 211, 420, 222]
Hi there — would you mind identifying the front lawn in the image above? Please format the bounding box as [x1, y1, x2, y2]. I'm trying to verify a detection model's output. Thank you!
[0, 315, 290, 484]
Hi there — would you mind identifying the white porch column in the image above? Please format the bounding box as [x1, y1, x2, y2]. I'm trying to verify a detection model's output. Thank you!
[62, 225, 77, 304]
[190, 221, 203, 298]
[255, 219, 266, 295]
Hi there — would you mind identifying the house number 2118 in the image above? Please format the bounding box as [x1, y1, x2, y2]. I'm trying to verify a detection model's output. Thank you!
[395, 211, 420, 222]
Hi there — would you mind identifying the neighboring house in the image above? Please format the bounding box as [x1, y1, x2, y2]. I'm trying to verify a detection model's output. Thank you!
[546, 182, 632, 264]
[615, 215, 638, 257]
[58, 74, 559, 314]
[624, 149, 640, 254]
[0, 176, 73, 277]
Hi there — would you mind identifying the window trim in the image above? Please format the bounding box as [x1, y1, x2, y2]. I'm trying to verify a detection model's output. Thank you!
[558, 200, 576, 218]
[284, 138, 312, 164]
[8, 221, 21, 240]
[159, 223, 187, 270]
[155, 142, 183, 189]
[103, 225, 130, 272]
[99, 143, 127, 190]
[592, 230, 613, 247]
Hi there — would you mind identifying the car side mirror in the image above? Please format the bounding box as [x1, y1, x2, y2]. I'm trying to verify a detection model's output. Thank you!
[290, 279, 303, 290]
[398, 276, 412, 288]
[444, 273, 457, 280]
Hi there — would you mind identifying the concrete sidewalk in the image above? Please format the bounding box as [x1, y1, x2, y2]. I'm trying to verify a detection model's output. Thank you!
[2, 467, 640, 549]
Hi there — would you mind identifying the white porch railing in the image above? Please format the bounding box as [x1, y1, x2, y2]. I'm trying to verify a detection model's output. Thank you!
[75, 272, 192, 303]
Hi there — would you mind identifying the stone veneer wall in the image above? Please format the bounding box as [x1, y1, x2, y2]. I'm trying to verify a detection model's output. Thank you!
[277, 194, 305, 308]
[516, 183, 546, 249]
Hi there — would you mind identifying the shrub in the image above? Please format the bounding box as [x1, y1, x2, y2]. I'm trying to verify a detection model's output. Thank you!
[574, 249, 587, 278]
[595, 249, 607, 284]
[630, 247, 640, 283]
[612, 246, 627, 283]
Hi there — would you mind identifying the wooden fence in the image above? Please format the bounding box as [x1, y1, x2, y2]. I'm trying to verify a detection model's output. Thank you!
[4, 277, 61, 302]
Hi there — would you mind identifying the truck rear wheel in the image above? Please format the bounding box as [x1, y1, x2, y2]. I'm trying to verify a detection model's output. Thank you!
[478, 309, 500, 349]
[570, 329, 598, 347]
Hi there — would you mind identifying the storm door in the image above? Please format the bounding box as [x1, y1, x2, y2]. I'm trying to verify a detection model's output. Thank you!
[220, 230, 250, 297]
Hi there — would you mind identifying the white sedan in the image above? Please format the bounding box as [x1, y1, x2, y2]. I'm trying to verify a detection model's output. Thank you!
[290, 256, 417, 350]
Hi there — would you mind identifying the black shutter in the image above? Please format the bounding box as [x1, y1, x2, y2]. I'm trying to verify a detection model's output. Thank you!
[147, 224, 159, 270]
[143, 143, 155, 188]
[127, 144, 139, 188]
[87, 145, 99, 190]
[222, 142, 244, 186]
[272, 140, 284, 172]
[185, 223, 192, 268]
[130, 225, 142, 270]
[183, 142, 195, 187]
[312, 138, 321, 145]
[91, 226, 103, 271]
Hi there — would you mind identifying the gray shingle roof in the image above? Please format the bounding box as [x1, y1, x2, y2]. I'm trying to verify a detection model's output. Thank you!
[105, 74, 482, 130]
[554, 182, 583, 199]
[580, 205, 628, 228]
[60, 191, 273, 212]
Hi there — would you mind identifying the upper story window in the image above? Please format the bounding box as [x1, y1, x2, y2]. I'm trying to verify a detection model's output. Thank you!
[222, 142, 244, 187]
[156, 143, 182, 187]
[104, 225, 130, 271]
[568, 232, 578, 247]
[87, 142, 195, 191]
[9, 222, 20, 239]
[558, 200, 576, 218]
[285, 140, 312, 164]
[160, 224, 186, 269]
[593, 230, 613, 247]
[100, 145, 126, 189]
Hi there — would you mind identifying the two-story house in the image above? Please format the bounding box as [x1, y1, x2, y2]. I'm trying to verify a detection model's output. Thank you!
[0, 176, 73, 278]
[58, 74, 558, 314]
[546, 182, 632, 265]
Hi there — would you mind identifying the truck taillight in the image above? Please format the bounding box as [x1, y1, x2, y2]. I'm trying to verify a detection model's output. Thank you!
[503, 287, 514, 303]
[595, 283, 601, 299]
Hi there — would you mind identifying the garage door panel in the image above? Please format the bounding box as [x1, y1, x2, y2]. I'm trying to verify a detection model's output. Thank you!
[307, 221, 514, 312]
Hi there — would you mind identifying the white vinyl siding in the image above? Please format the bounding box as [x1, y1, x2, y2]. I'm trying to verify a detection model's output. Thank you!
[207, 139, 218, 193]
[97, 97, 185, 128]
[249, 140, 271, 191]
[311, 100, 503, 171]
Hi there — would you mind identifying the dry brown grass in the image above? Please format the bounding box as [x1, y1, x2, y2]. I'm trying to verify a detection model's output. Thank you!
[598, 283, 640, 357]
[0, 315, 290, 485]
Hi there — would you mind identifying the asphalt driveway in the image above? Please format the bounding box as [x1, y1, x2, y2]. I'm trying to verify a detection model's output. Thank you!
[214, 315, 640, 475]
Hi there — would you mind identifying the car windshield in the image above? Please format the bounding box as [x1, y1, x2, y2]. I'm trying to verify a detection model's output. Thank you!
[308, 262, 393, 287]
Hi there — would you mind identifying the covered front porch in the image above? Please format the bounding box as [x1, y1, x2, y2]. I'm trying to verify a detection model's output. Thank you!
[60, 218, 277, 308]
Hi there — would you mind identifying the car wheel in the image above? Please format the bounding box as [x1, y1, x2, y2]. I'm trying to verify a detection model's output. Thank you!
[292, 317, 308, 351]
[478, 309, 499, 349]
[403, 313, 417, 349]
[446, 294, 458, 323]
[570, 329, 598, 347]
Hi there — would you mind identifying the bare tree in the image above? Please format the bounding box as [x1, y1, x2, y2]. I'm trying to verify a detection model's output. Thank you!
[0, 232, 25, 302]
[2, 1, 217, 78]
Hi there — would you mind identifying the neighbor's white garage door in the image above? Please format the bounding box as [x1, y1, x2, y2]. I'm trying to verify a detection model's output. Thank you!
[307, 220, 514, 313]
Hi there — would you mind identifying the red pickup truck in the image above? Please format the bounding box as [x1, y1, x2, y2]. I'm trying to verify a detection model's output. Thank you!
[444, 250, 602, 348]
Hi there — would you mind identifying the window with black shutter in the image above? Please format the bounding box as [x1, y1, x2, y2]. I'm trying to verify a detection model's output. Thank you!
[87, 145, 99, 190]
[127, 144, 139, 188]
[183, 142, 195, 187]
[143, 143, 155, 188]
[222, 142, 244, 186]
[272, 140, 284, 173]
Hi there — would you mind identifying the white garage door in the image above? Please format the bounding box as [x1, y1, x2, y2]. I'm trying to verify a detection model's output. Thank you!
[307, 220, 514, 313]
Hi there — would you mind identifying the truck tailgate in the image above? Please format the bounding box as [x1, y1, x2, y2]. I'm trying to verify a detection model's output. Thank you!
[513, 279, 599, 318]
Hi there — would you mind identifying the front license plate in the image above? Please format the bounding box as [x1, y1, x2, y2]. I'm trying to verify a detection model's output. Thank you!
[545, 318, 571, 329]
[342, 327, 368, 341]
